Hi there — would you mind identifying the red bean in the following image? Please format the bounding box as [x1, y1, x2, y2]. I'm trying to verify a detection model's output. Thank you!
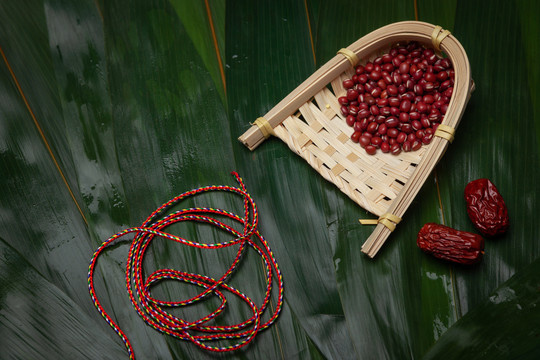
[412, 69, 423, 81]
[388, 97, 400, 107]
[397, 132, 407, 144]
[365, 145, 377, 155]
[436, 71, 448, 81]
[411, 120, 422, 131]
[367, 122, 378, 134]
[399, 62, 410, 74]
[409, 64, 418, 76]
[346, 115, 356, 126]
[433, 62, 445, 73]
[377, 123, 388, 135]
[390, 143, 402, 155]
[409, 111, 421, 120]
[387, 85, 398, 96]
[351, 131, 362, 143]
[410, 49, 422, 58]
[411, 139, 422, 151]
[375, 115, 386, 124]
[347, 89, 359, 101]
[365, 62, 374, 72]
[399, 99, 412, 113]
[340, 106, 349, 116]
[348, 105, 359, 116]
[417, 102, 429, 113]
[400, 123, 413, 134]
[376, 98, 389, 107]
[338, 96, 349, 105]
[428, 109, 440, 122]
[385, 116, 399, 128]
[380, 106, 391, 116]
[423, 94, 435, 104]
[399, 112, 410, 123]
[426, 53, 437, 64]
[382, 63, 394, 73]
[443, 87, 453, 98]
[371, 136, 382, 147]
[387, 128, 399, 138]
[358, 109, 370, 119]
[440, 79, 452, 91]
[424, 72, 437, 83]
[370, 70, 382, 81]
[370, 87, 382, 98]
[343, 79, 355, 89]
[358, 118, 369, 131]
[401, 92, 415, 101]
[440, 58, 451, 69]
[423, 82, 436, 92]
[381, 142, 390, 153]
[365, 95, 376, 106]
[392, 72, 403, 85]
[358, 74, 368, 84]
[359, 135, 371, 147]
[355, 65, 365, 75]
[422, 133, 433, 144]
[402, 141, 412, 152]
[440, 103, 449, 114]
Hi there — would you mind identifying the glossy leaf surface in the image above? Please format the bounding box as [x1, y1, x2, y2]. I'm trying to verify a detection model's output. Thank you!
[1, 0, 539, 359]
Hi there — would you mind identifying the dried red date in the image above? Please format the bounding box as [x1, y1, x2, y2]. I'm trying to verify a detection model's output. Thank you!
[417, 223, 484, 264]
[464, 178, 509, 237]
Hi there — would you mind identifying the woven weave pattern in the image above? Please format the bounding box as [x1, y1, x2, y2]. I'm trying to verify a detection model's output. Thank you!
[273, 67, 426, 216]
[239, 21, 473, 257]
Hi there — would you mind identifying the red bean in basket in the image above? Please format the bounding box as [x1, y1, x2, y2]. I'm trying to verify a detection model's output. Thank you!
[464, 178, 509, 237]
[417, 223, 484, 265]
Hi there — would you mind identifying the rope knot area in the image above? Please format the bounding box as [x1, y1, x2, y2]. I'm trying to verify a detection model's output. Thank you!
[359, 213, 402, 232]
[251, 117, 275, 139]
[88, 172, 284, 359]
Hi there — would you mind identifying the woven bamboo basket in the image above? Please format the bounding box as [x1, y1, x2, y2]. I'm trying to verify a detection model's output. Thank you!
[239, 21, 474, 258]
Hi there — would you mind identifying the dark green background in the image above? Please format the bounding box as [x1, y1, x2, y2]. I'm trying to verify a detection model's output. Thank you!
[1, 0, 539, 359]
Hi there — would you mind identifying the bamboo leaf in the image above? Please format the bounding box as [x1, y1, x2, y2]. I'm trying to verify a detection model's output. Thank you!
[423, 257, 540, 359]
[1, 0, 540, 359]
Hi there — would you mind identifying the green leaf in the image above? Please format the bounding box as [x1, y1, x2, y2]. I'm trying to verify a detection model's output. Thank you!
[423, 257, 540, 359]
[1, 0, 540, 359]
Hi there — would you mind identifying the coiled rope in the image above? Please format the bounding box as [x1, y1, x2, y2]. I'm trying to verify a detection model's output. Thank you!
[88, 172, 284, 359]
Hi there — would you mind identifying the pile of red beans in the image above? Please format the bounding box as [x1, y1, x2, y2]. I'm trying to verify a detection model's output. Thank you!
[338, 41, 454, 155]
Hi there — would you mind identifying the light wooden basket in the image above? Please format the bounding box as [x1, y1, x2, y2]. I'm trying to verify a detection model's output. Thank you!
[239, 21, 474, 258]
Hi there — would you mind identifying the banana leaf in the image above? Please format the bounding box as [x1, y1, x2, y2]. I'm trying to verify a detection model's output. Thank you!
[1, 0, 539, 359]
